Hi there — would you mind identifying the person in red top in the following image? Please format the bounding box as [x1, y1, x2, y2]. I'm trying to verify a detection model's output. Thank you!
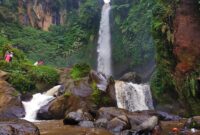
[4, 51, 11, 62]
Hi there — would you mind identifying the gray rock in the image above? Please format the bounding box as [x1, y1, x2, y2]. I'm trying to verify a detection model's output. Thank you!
[120, 72, 141, 83]
[95, 118, 108, 128]
[64, 109, 93, 125]
[137, 116, 158, 131]
[0, 118, 40, 135]
[107, 115, 130, 132]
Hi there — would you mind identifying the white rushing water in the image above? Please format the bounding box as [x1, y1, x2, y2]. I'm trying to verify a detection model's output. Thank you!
[22, 85, 62, 122]
[97, 2, 112, 76]
[115, 81, 154, 112]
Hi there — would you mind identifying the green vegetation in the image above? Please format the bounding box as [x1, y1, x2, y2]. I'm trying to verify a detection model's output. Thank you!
[91, 81, 110, 107]
[70, 63, 91, 80]
[150, 0, 200, 115]
[0, 0, 100, 67]
[150, 0, 179, 108]
[0, 42, 59, 93]
[111, 0, 155, 68]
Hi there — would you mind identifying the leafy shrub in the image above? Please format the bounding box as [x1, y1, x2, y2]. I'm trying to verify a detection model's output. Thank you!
[70, 63, 91, 80]
[8, 71, 35, 93]
[91, 81, 101, 106]
[91, 81, 110, 106]
[0, 59, 59, 92]
[1, 44, 26, 62]
[28, 65, 59, 85]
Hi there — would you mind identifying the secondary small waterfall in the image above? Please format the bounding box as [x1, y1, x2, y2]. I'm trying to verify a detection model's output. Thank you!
[22, 85, 61, 121]
[97, 2, 112, 76]
[115, 81, 154, 112]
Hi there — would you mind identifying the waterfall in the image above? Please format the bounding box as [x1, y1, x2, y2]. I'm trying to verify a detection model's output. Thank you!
[97, 2, 112, 76]
[22, 85, 62, 122]
[115, 81, 154, 112]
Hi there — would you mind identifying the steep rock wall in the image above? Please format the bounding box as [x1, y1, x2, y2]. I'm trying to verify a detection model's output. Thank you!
[152, 0, 200, 116]
[174, 0, 200, 75]
[18, 0, 81, 31]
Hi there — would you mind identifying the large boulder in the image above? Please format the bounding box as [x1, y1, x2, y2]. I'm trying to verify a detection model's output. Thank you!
[95, 118, 108, 128]
[184, 116, 200, 130]
[0, 78, 25, 118]
[63, 109, 93, 125]
[97, 107, 159, 133]
[37, 95, 92, 120]
[107, 115, 130, 132]
[98, 107, 129, 121]
[119, 72, 141, 83]
[89, 70, 116, 103]
[37, 95, 68, 119]
[45, 85, 65, 97]
[89, 70, 108, 91]
[71, 78, 93, 97]
[0, 118, 40, 135]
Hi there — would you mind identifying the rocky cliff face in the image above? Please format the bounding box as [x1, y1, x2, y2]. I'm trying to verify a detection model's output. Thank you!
[17, 0, 81, 30]
[152, 0, 200, 115]
[172, 0, 200, 115]
[174, 0, 200, 75]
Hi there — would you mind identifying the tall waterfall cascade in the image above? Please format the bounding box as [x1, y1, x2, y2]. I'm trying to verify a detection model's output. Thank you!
[22, 85, 62, 122]
[115, 81, 154, 112]
[97, 2, 112, 76]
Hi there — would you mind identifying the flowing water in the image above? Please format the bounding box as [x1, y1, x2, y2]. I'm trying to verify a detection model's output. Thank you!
[22, 85, 62, 121]
[115, 81, 154, 112]
[97, 3, 112, 76]
[22, 93, 55, 122]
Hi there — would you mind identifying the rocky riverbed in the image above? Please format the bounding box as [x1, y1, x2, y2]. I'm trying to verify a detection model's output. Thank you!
[34, 119, 200, 135]
[35, 120, 112, 135]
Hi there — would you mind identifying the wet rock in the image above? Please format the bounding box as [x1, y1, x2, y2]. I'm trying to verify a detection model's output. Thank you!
[184, 117, 200, 130]
[107, 115, 130, 132]
[95, 118, 108, 128]
[38, 94, 92, 120]
[136, 116, 158, 131]
[106, 77, 117, 105]
[63, 109, 93, 125]
[98, 107, 129, 120]
[98, 107, 159, 133]
[157, 111, 181, 121]
[0, 80, 25, 118]
[37, 95, 68, 119]
[89, 70, 108, 91]
[71, 78, 93, 97]
[179, 129, 200, 135]
[45, 85, 65, 97]
[0, 118, 40, 135]
[119, 72, 141, 83]
[79, 121, 94, 128]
